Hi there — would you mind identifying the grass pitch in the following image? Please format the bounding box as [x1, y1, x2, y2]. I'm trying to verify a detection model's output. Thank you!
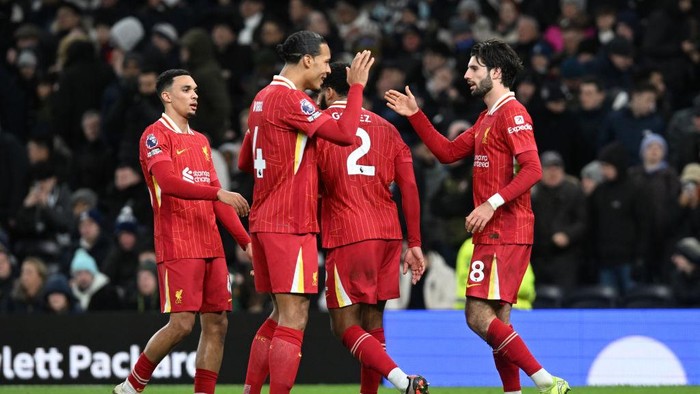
[0, 385, 697, 393]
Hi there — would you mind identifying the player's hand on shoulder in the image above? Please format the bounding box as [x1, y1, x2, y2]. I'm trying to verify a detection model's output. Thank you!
[403, 246, 426, 285]
[217, 189, 250, 217]
[384, 86, 419, 116]
[346, 50, 375, 87]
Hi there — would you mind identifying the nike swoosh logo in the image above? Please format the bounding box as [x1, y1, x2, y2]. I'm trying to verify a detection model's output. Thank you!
[466, 283, 482, 288]
[176, 148, 188, 155]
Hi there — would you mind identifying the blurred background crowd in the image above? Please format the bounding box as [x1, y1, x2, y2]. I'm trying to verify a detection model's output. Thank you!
[1, 0, 700, 315]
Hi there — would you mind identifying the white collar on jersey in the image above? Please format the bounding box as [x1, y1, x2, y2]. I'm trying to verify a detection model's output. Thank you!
[327, 100, 366, 110]
[270, 75, 297, 90]
[327, 100, 348, 109]
[487, 91, 516, 116]
[159, 113, 193, 135]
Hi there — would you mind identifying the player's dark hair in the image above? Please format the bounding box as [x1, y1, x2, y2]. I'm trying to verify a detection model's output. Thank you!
[321, 62, 350, 96]
[276, 30, 327, 64]
[470, 39, 523, 89]
[156, 69, 191, 96]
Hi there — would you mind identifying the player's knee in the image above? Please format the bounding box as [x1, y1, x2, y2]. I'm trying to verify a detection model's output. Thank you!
[169, 317, 196, 339]
[465, 311, 487, 337]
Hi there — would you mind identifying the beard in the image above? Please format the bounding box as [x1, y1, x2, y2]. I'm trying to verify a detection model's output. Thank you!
[471, 74, 493, 98]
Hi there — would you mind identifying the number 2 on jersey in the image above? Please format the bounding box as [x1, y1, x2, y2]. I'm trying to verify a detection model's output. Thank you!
[347, 128, 375, 176]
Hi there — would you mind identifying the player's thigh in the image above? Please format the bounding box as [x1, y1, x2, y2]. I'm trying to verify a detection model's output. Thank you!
[157, 259, 206, 313]
[201, 256, 233, 313]
[466, 244, 531, 304]
[255, 232, 319, 294]
[325, 240, 390, 308]
[377, 240, 401, 301]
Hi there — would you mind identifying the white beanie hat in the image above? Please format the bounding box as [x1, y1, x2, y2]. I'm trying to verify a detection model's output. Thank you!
[110, 16, 144, 52]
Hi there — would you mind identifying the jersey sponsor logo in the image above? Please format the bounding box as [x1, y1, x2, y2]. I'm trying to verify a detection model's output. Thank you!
[252, 101, 263, 112]
[176, 148, 188, 155]
[300, 99, 316, 115]
[474, 154, 490, 168]
[514, 115, 525, 125]
[181, 167, 211, 183]
[147, 148, 162, 157]
[145, 134, 158, 149]
[507, 123, 533, 134]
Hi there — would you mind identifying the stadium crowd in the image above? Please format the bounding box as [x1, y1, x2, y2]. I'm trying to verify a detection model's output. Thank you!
[1, 0, 700, 314]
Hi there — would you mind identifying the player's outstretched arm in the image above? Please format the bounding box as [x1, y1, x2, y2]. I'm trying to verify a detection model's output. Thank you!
[315, 50, 375, 146]
[212, 181, 251, 246]
[384, 86, 419, 116]
[216, 189, 250, 217]
[386, 86, 474, 163]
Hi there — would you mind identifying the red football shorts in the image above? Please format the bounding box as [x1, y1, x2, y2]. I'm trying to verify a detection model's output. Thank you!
[466, 244, 531, 304]
[325, 239, 401, 309]
[157, 257, 232, 313]
[251, 232, 319, 294]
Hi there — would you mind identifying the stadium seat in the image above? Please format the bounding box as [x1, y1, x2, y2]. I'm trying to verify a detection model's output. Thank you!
[533, 284, 565, 309]
[621, 284, 675, 308]
[563, 285, 618, 308]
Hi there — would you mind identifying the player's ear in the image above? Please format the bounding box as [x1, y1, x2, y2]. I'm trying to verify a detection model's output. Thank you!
[302, 54, 313, 68]
[491, 67, 502, 82]
[161, 90, 171, 104]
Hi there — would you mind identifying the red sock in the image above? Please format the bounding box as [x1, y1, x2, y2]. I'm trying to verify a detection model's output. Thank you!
[486, 319, 542, 376]
[127, 353, 156, 392]
[493, 349, 521, 392]
[244, 319, 277, 394]
[268, 326, 304, 394]
[360, 328, 385, 394]
[194, 368, 218, 394]
[342, 325, 397, 378]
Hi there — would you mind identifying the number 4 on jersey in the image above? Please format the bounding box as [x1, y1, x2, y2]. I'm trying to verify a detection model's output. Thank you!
[347, 128, 375, 176]
[252, 126, 266, 178]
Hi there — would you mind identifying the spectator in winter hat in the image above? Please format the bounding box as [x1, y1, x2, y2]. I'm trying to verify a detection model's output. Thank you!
[43, 274, 81, 314]
[70, 248, 122, 311]
[110, 17, 144, 52]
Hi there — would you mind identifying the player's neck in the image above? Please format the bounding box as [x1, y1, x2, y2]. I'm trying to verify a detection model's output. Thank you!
[164, 109, 189, 133]
[279, 66, 308, 91]
[483, 85, 511, 111]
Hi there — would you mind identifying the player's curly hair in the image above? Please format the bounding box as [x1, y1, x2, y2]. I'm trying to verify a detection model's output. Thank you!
[156, 69, 191, 95]
[321, 62, 350, 96]
[276, 30, 327, 64]
[470, 39, 523, 89]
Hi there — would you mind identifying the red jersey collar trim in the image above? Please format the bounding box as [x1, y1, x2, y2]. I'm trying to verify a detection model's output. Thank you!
[270, 75, 297, 90]
[487, 91, 516, 115]
[159, 113, 192, 135]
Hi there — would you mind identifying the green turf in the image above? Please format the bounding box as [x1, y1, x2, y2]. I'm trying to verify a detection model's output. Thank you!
[0, 385, 697, 393]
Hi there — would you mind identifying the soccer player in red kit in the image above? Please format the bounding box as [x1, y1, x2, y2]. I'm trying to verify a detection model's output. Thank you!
[317, 62, 430, 394]
[113, 69, 252, 394]
[385, 40, 571, 394]
[237, 31, 374, 394]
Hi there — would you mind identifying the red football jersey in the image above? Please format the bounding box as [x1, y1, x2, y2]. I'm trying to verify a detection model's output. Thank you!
[317, 102, 411, 248]
[139, 113, 224, 262]
[246, 75, 333, 234]
[462, 92, 538, 244]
